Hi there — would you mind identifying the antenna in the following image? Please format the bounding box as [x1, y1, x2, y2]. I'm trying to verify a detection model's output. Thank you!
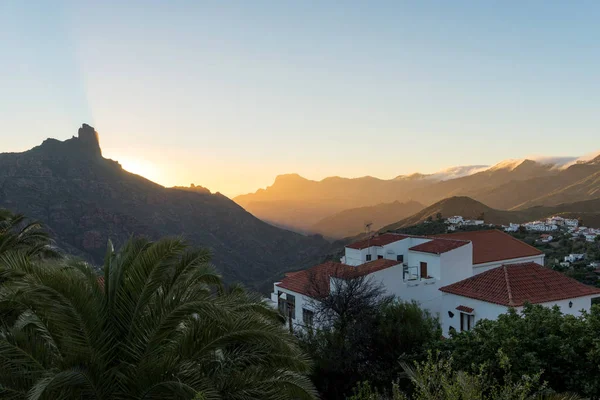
[365, 222, 373, 236]
[365, 222, 373, 259]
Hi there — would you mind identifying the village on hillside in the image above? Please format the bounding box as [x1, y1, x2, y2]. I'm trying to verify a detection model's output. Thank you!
[444, 215, 600, 274]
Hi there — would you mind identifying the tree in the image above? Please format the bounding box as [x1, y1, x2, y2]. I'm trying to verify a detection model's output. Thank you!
[436, 213, 443, 222]
[0, 209, 60, 258]
[347, 352, 583, 400]
[438, 304, 600, 398]
[0, 237, 316, 399]
[300, 274, 440, 399]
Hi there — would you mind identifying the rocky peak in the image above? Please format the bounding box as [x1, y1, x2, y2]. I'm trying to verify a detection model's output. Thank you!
[77, 123, 102, 157]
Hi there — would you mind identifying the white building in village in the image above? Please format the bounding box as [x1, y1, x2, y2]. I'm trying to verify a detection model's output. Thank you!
[446, 216, 464, 224]
[270, 230, 600, 336]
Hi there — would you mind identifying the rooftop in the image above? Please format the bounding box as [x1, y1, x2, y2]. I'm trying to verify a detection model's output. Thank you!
[440, 262, 600, 307]
[409, 238, 469, 255]
[434, 229, 543, 265]
[345, 233, 411, 250]
[277, 258, 400, 297]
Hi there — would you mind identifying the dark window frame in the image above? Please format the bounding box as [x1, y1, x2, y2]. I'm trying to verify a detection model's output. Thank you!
[302, 308, 314, 326]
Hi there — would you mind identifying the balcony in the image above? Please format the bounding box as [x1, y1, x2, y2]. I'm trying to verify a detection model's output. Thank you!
[403, 264, 436, 285]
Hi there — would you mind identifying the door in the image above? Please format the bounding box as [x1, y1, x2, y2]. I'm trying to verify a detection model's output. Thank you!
[420, 262, 428, 278]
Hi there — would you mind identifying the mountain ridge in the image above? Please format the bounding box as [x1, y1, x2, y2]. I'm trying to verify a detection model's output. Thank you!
[0, 124, 332, 291]
[235, 154, 600, 234]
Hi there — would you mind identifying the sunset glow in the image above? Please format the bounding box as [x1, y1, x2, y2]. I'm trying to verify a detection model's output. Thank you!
[2, 2, 600, 198]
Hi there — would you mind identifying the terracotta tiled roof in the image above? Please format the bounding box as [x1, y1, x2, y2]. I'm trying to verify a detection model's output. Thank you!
[277, 259, 401, 297]
[456, 305, 474, 313]
[434, 230, 543, 265]
[440, 262, 600, 307]
[346, 233, 411, 250]
[409, 238, 469, 255]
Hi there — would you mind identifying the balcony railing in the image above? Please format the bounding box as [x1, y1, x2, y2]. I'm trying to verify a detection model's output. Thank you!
[403, 264, 436, 283]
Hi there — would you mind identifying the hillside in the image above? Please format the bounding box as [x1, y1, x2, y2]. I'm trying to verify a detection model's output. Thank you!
[379, 196, 600, 232]
[473, 157, 600, 210]
[233, 174, 432, 231]
[310, 200, 425, 238]
[0, 124, 332, 290]
[234, 156, 600, 234]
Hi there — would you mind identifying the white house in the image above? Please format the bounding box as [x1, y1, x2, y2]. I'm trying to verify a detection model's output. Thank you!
[270, 230, 559, 332]
[565, 253, 586, 263]
[505, 223, 521, 232]
[447, 216, 464, 224]
[439, 262, 600, 336]
[565, 219, 579, 228]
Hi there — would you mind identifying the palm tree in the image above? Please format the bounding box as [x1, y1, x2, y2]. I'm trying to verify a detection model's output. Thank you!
[0, 209, 59, 258]
[0, 237, 316, 399]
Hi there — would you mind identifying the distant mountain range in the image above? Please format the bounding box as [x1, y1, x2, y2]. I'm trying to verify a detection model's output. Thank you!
[235, 154, 600, 238]
[0, 124, 332, 291]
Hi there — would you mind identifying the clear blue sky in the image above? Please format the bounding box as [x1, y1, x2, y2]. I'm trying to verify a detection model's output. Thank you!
[1, 1, 599, 197]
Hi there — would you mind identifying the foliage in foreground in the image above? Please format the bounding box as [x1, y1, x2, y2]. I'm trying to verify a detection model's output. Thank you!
[299, 274, 440, 400]
[438, 304, 600, 398]
[0, 237, 316, 399]
[347, 352, 582, 400]
[0, 209, 60, 258]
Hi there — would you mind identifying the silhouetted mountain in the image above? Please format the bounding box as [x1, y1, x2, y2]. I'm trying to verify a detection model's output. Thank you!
[0, 124, 332, 290]
[311, 200, 425, 238]
[379, 196, 600, 232]
[172, 183, 211, 194]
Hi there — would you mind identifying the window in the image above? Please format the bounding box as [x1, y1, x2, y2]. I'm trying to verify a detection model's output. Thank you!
[460, 313, 474, 331]
[287, 294, 296, 320]
[377, 255, 383, 259]
[366, 254, 372, 261]
[277, 291, 286, 315]
[420, 262, 428, 279]
[302, 308, 314, 326]
[397, 254, 404, 262]
[278, 292, 296, 320]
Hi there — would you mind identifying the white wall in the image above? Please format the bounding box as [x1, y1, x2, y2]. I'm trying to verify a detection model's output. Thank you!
[473, 254, 545, 274]
[344, 248, 368, 266]
[271, 284, 316, 330]
[344, 237, 432, 267]
[535, 296, 596, 317]
[439, 243, 473, 284]
[440, 292, 599, 337]
[370, 264, 442, 316]
[368, 245, 472, 318]
[440, 293, 509, 337]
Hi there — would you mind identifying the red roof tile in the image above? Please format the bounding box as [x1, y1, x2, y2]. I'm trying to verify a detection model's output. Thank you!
[346, 233, 411, 250]
[434, 230, 543, 265]
[440, 262, 600, 306]
[409, 238, 469, 255]
[277, 259, 401, 297]
[456, 305, 474, 313]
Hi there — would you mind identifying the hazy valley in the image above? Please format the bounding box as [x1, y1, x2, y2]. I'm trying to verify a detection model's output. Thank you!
[235, 154, 600, 238]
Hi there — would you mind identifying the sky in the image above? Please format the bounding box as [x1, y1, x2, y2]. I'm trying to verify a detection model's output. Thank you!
[1, 1, 600, 197]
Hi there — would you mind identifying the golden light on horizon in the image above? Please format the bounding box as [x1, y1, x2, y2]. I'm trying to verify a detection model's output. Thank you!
[116, 156, 166, 186]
